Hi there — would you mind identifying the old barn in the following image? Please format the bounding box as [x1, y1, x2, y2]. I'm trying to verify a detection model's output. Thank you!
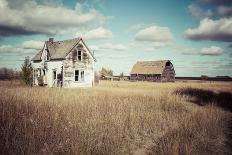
[130, 60, 175, 82]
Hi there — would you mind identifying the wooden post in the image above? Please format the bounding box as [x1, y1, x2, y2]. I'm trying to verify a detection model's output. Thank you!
[32, 68, 34, 86]
[62, 65, 64, 88]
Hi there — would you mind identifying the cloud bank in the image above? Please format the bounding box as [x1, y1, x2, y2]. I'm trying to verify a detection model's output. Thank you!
[0, 0, 106, 37]
[184, 18, 232, 42]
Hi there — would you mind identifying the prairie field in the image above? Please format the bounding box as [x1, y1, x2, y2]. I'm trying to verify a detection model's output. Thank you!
[0, 80, 232, 155]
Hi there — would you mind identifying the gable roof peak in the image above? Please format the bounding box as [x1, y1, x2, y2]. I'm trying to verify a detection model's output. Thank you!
[32, 37, 92, 61]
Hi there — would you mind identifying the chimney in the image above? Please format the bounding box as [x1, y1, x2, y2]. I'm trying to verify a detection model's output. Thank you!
[48, 38, 54, 43]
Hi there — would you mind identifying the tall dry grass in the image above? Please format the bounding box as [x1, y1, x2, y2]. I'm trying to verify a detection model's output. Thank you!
[0, 80, 231, 154]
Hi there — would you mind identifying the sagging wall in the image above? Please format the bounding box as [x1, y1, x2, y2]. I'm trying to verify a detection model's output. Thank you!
[32, 62, 42, 86]
[62, 40, 94, 88]
[62, 60, 94, 88]
[46, 61, 63, 87]
[161, 63, 175, 82]
[33, 61, 63, 87]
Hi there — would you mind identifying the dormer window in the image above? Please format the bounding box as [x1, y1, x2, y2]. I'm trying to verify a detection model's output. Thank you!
[78, 50, 82, 61]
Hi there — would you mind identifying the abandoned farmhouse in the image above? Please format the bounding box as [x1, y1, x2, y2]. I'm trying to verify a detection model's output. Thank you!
[130, 60, 175, 82]
[32, 37, 96, 88]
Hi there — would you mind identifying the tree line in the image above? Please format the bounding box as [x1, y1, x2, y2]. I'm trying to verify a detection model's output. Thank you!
[0, 68, 21, 80]
[0, 57, 32, 85]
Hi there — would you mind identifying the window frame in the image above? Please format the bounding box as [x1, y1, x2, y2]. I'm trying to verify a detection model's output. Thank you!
[77, 50, 82, 61]
[75, 70, 79, 81]
[80, 70, 84, 81]
[53, 70, 57, 80]
[74, 69, 84, 82]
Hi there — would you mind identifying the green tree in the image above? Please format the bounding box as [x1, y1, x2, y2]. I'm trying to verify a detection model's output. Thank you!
[100, 67, 113, 77]
[21, 56, 33, 86]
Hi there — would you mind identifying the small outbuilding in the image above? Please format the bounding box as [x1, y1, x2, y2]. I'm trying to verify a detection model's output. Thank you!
[130, 60, 175, 82]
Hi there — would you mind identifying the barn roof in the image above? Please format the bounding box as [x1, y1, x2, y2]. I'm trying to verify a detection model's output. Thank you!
[130, 60, 171, 75]
[32, 37, 95, 61]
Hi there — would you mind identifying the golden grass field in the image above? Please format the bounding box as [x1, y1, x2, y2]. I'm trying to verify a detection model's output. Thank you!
[0, 80, 232, 155]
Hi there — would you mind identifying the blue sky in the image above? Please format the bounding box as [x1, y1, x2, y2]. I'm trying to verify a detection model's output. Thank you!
[0, 0, 232, 76]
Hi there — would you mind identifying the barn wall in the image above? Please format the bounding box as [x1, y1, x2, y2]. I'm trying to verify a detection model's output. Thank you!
[161, 65, 175, 82]
[130, 74, 161, 82]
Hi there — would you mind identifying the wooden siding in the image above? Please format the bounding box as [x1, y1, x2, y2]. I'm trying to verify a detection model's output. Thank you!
[161, 65, 175, 82]
[130, 74, 162, 82]
[32, 39, 95, 88]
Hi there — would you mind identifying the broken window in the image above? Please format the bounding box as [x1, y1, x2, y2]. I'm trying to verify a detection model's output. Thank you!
[81, 71, 84, 81]
[78, 50, 82, 61]
[53, 70, 56, 80]
[75, 70, 79, 81]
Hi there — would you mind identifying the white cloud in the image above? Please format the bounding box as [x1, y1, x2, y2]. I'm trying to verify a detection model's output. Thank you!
[89, 43, 127, 51]
[0, 40, 44, 57]
[22, 40, 44, 50]
[127, 24, 144, 32]
[192, 60, 222, 64]
[184, 18, 232, 42]
[0, 45, 24, 53]
[135, 26, 174, 42]
[144, 47, 158, 52]
[144, 42, 171, 51]
[99, 43, 127, 51]
[200, 46, 224, 55]
[83, 27, 113, 40]
[188, 3, 213, 19]
[0, 0, 106, 37]
[181, 48, 198, 55]
[129, 40, 171, 52]
[180, 46, 224, 56]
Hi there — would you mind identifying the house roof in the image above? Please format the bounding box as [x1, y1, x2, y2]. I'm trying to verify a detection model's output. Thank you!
[32, 50, 43, 61]
[130, 60, 171, 75]
[32, 37, 95, 61]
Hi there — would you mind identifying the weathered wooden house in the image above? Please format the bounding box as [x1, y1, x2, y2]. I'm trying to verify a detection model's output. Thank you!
[32, 37, 96, 88]
[130, 60, 175, 82]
